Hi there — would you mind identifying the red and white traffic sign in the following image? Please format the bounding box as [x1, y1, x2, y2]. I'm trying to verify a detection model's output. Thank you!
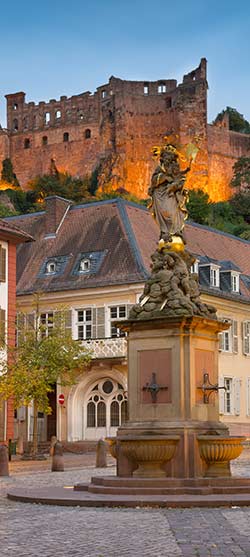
[58, 394, 65, 405]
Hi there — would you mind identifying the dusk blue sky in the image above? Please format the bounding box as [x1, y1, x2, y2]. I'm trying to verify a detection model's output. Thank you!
[0, 0, 250, 126]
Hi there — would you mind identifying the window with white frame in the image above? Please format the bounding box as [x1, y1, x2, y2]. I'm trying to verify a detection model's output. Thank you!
[246, 377, 250, 416]
[231, 273, 240, 293]
[224, 377, 233, 414]
[243, 321, 250, 355]
[109, 305, 126, 338]
[46, 260, 57, 274]
[76, 308, 92, 340]
[40, 312, 54, 338]
[210, 265, 220, 287]
[79, 258, 90, 272]
[190, 260, 199, 274]
[219, 319, 238, 353]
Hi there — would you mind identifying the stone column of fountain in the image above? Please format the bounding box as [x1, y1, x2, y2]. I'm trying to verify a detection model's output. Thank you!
[111, 138, 245, 480]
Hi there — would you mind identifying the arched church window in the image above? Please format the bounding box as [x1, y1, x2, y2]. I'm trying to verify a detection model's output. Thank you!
[110, 400, 119, 426]
[87, 401, 95, 427]
[97, 401, 106, 427]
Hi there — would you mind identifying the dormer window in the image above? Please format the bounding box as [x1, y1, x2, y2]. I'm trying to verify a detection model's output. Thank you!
[80, 258, 91, 272]
[210, 265, 220, 287]
[232, 273, 240, 293]
[46, 261, 57, 274]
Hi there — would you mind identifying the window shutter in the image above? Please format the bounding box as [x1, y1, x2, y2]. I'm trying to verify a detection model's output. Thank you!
[242, 321, 250, 355]
[233, 378, 241, 416]
[0, 308, 6, 347]
[246, 378, 250, 417]
[218, 332, 224, 351]
[0, 246, 6, 282]
[218, 375, 225, 415]
[26, 313, 35, 331]
[126, 304, 134, 319]
[16, 312, 25, 345]
[232, 320, 238, 353]
[96, 307, 105, 339]
[64, 309, 72, 334]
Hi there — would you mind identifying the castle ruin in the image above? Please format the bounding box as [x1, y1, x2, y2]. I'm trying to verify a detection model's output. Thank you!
[0, 58, 249, 201]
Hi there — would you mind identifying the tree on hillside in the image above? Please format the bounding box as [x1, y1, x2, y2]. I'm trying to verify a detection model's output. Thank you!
[28, 171, 91, 203]
[0, 296, 90, 456]
[231, 157, 250, 192]
[213, 107, 250, 134]
[187, 189, 211, 225]
[1, 158, 20, 187]
[230, 192, 250, 225]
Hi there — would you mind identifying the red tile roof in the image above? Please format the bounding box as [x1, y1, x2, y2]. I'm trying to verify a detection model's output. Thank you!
[4, 198, 250, 302]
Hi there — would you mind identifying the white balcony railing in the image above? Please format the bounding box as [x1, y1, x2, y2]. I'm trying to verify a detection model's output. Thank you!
[81, 337, 127, 359]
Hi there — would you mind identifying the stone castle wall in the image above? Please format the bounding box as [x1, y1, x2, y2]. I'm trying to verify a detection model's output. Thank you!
[0, 59, 250, 200]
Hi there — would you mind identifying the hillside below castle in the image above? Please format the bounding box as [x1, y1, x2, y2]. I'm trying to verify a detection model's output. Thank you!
[0, 58, 249, 201]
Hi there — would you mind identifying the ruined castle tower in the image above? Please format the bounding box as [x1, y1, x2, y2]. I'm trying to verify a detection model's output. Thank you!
[0, 59, 249, 201]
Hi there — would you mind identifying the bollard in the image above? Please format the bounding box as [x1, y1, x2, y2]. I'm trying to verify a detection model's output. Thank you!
[96, 439, 107, 468]
[0, 445, 9, 476]
[50, 435, 57, 457]
[51, 442, 64, 472]
[16, 435, 24, 455]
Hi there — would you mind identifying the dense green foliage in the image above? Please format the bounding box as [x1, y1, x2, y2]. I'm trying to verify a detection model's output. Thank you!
[214, 107, 250, 134]
[231, 157, 250, 191]
[1, 158, 20, 186]
[0, 299, 90, 454]
[187, 190, 210, 225]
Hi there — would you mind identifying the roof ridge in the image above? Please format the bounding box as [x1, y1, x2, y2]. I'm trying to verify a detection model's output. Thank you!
[116, 198, 148, 279]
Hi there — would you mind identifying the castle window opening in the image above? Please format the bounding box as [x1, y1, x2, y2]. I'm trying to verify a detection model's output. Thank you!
[42, 136, 48, 146]
[24, 138, 30, 149]
[144, 83, 149, 95]
[23, 117, 28, 130]
[13, 103, 18, 110]
[85, 129, 91, 139]
[101, 90, 107, 99]
[79, 112, 84, 120]
[158, 83, 167, 94]
[63, 132, 69, 142]
[166, 97, 172, 108]
[13, 118, 18, 131]
[66, 110, 71, 120]
[56, 109, 61, 119]
[45, 112, 50, 125]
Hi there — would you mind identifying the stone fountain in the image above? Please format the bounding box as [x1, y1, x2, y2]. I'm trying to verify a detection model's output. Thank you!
[7, 138, 250, 508]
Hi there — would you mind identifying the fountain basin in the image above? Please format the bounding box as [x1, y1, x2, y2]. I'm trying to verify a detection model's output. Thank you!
[197, 436, 246, 477]
[119, 435, 180, 478]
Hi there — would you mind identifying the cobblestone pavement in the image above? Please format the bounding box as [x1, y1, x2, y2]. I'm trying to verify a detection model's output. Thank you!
[0, 450, 250, 557]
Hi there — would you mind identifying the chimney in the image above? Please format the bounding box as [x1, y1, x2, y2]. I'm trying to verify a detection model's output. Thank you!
[44, 196, 72, 239]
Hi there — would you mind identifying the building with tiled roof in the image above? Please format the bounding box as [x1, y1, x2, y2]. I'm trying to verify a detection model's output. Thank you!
[0, 219, 33, 444]
[5, 196, 250, 443]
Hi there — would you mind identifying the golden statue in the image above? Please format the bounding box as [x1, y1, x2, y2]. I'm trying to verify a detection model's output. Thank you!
[148, 136, 198, 251]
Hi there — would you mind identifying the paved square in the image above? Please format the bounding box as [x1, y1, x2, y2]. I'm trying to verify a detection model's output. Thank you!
[0, 451, 250, 556]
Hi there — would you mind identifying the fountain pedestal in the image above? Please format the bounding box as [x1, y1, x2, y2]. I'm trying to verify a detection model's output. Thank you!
[115, 315, 242, 479]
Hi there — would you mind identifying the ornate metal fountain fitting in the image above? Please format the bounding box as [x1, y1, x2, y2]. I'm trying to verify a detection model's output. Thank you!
[198, 371, 226, 404]
[142, 372, 168, 403]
